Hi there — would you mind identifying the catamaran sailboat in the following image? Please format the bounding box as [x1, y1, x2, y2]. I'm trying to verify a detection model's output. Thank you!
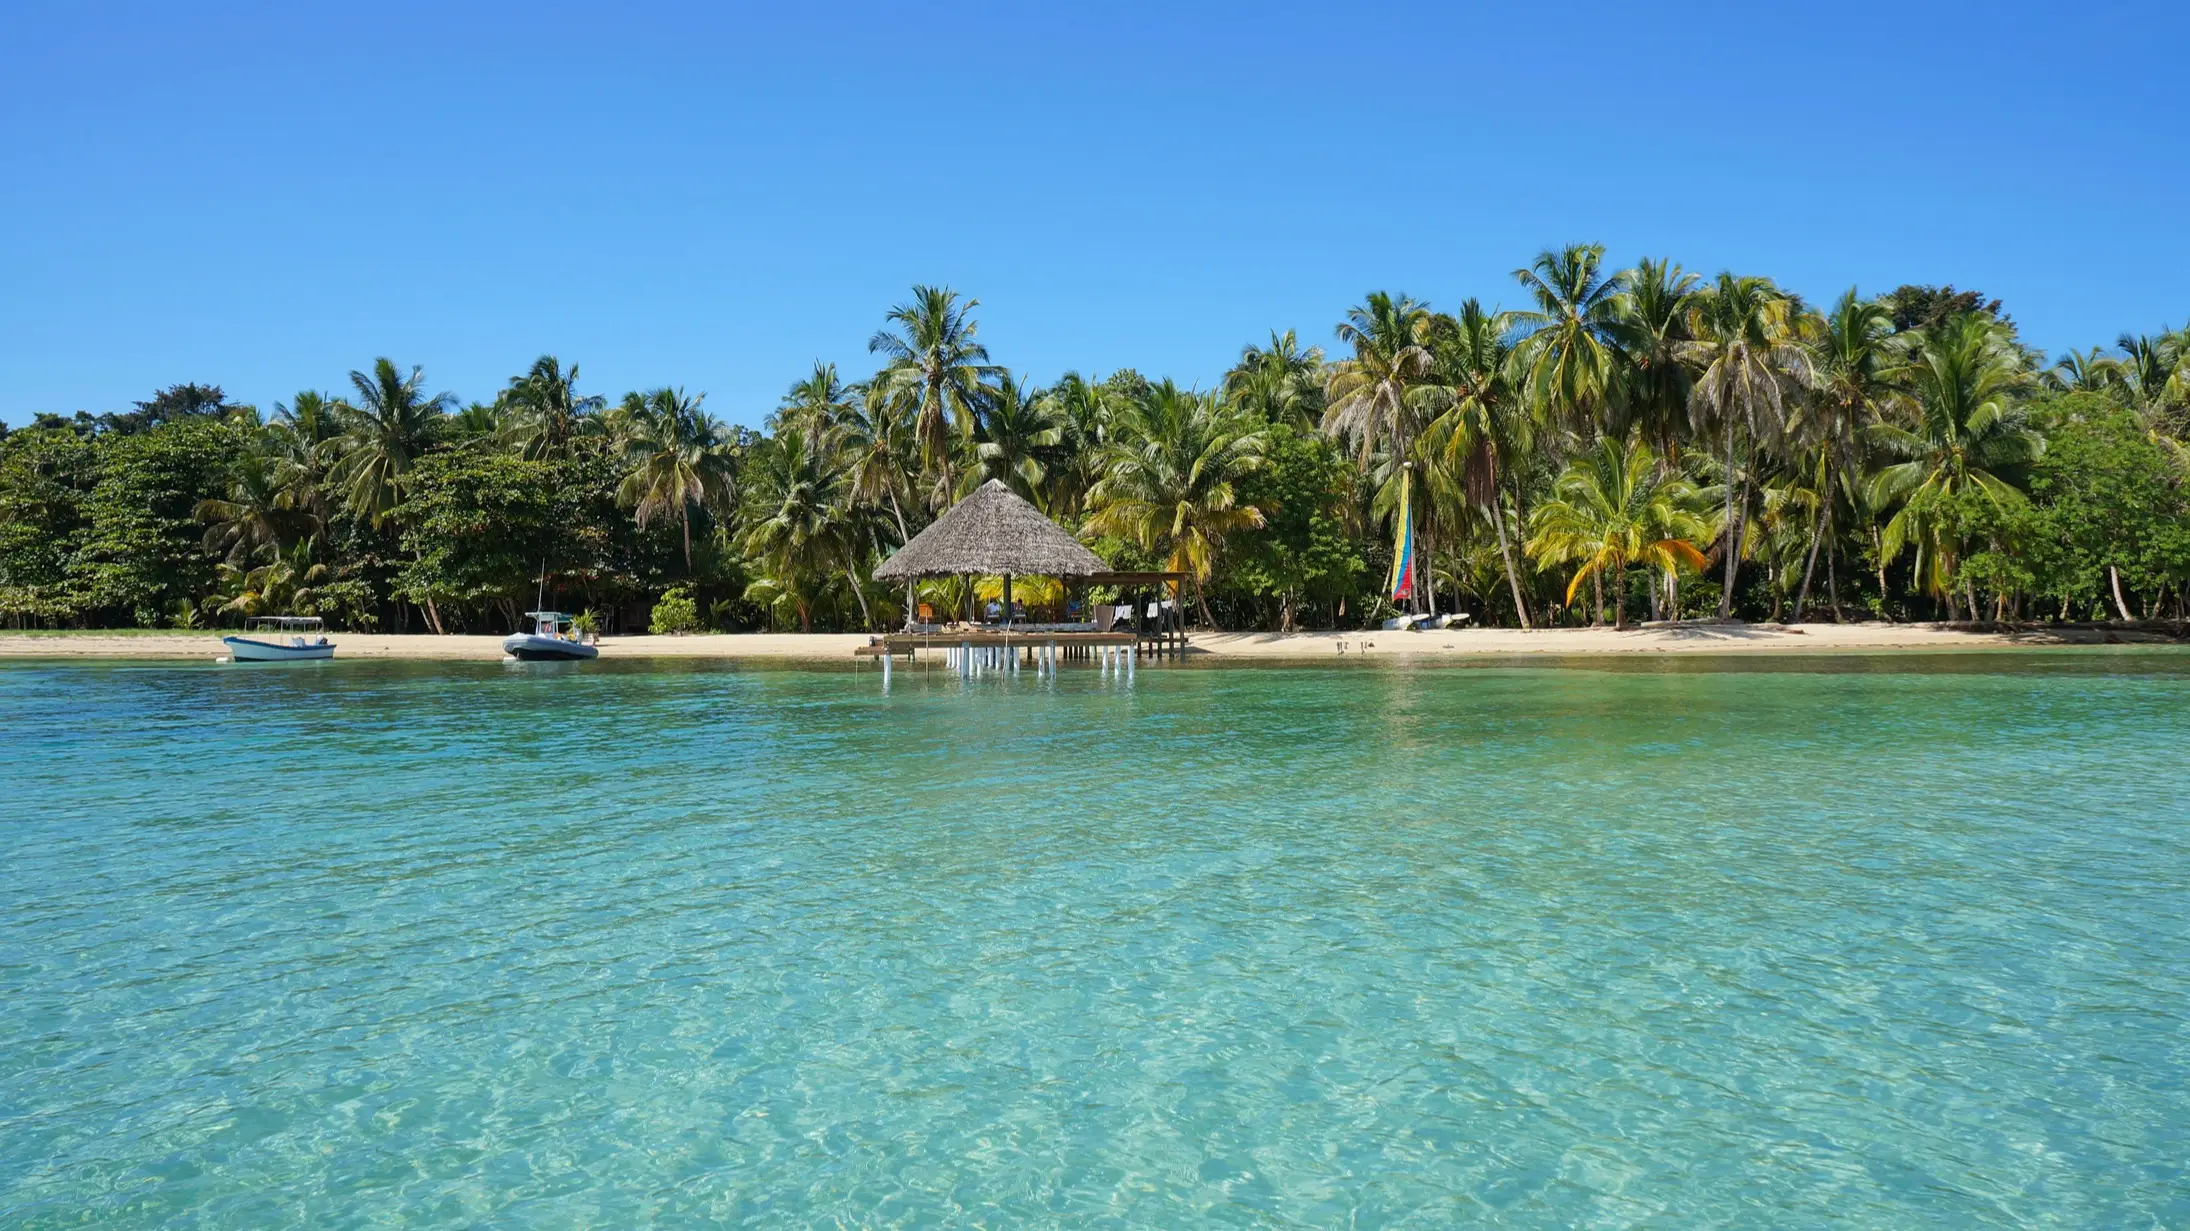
[222, 616, 336, 662]
[501, 611, 597, 662]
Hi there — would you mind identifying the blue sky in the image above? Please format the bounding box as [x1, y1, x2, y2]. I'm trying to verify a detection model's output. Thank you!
[2, 2, 2184, 428]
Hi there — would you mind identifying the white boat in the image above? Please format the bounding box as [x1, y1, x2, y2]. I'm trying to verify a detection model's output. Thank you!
[222, 616, 335, 662]
[502, 611, 598, 662]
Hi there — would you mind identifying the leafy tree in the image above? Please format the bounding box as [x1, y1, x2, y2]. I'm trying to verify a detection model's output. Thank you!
[0, 427, 99, 624]
[1224, 422, 1366, 629]
[1883, 284, 2006, 333]
[71, 418, 243, 624]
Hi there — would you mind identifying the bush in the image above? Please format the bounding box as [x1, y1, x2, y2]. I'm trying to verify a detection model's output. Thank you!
[649, 587, 701, 635]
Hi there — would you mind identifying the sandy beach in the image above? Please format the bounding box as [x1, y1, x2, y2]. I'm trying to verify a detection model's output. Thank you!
[0, 622, 2176, 662]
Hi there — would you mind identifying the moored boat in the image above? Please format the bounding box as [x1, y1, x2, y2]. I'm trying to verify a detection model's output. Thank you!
[502, 611, 598, 662]
[222, 616, 335, 662]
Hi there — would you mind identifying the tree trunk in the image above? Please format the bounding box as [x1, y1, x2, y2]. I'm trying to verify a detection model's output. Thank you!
[680, 507, 693, 573]
[1826, 536, 1841, 622]
[1489, 454, 1532, 629]
[1717, 428, 1741, 618]
[1792, 474, 1830, 623]
[1613, 560, 1627, 630]
[2109, 564, 2134, 621]
[423, 595, 445, 636]
[839, 552, 874, 631]
[1590, 567, 1604, 627]
[1193, 572, 1219, 630]
[1872, 528, 1890, 620]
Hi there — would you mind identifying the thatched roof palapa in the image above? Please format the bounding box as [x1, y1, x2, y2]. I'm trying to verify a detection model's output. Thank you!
[874, 479, 1107, 581]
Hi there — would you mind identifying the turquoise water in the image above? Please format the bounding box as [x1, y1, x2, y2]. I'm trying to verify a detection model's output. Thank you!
[3, 653, 2187, 1227]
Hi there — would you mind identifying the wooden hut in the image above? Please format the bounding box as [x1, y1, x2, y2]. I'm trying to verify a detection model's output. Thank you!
[874, 479, 1106, 622]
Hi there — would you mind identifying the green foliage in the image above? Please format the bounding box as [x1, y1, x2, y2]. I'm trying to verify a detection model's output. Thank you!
[0, 427, 98, 623]
[649, 586, 702, 635]
[1223, 423, 1367, 629]
[70, 419, 243, 624]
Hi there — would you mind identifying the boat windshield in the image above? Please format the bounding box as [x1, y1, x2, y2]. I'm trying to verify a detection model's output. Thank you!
[524, 611, 576, 638]
[243, 616, 324, 633]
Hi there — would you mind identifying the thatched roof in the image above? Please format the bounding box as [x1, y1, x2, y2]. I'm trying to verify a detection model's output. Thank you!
[874, 479, 1107, 581]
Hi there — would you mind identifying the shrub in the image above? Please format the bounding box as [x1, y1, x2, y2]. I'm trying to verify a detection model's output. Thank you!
[649, 587, 701, 635]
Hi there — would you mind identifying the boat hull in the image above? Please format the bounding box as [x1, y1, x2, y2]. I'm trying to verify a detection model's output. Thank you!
[222, 636, 336, 662]
[501, 633, 598, 661]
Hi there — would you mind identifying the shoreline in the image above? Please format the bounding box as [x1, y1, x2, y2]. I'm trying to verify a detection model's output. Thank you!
[1, 622, 2180, 662]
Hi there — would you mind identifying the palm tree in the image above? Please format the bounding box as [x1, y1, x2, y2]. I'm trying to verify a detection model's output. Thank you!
[329, 359, 456, 528]
[974, 373, 1062, 506]
[1867, 313, 2044, 617]
[1510, 244, 1634, 435]
[775, 362, 857, 445]
[1322, 292, 1435, 466]
[502, 355, 605, 460]
[1086, 382, 1267, 628]
[1615, 257, 1700, 455]
[2042, 346, 2120, 396]
[1422, 299, 1536, 627]
[1223, 329, 1325, 428]
[1042, 371, 1116, 522]
[617, 387, 737, 572]
[1681, 275, 1812, 617]
[195, 450, 296, 568]
[1525, 436, 1711, 629]
[1786, 290, 1898, 621]
[867, 286, 999, 501]
[267, 391, 346, 526]
[740, 430, 869, 631]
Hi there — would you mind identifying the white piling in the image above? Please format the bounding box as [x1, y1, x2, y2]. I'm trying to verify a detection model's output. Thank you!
[1126, 645, 1136, 680]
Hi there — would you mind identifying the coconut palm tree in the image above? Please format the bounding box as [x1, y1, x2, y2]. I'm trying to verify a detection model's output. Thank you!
[1682, 275, 1812, 616]
[1510, 244, 1634, 435]
[1422, 299, 1536, 627]
[195, 449, 298, 568]
[1785, 290, 1899, 620]
[617, 387, 737, 572]
[1525, 436, 1711, 629]
[740, 430, 870, 631]
[1615, 257, 1700, 455]
[1086, 381, 1267, 628]
[2042, 346, 2121, 396]
[1867, 313, 2044, 617]
[502, 355, 605, 460]
[329, 359, 456, 527]
[975, 373, 1063, 506]
[775, 361, 857, 445]
[867, 285, 999, 500]
[1042, 371, 1115, 522]
[1322, 292, 1435, 466]
[1223, 329, 1326, 428]
[266, 391, 346, 525]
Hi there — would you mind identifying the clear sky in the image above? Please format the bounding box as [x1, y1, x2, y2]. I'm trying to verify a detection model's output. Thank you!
[3, 2, 2184, 429]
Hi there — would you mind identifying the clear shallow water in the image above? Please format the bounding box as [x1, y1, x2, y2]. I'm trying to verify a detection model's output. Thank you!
[3, 653, 2187, 1228]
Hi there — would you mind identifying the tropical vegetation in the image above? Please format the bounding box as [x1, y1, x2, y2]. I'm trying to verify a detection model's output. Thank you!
[6, 256, 2190, 632]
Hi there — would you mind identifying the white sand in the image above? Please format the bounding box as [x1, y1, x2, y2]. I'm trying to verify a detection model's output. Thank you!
[0, 622, 2170, 662]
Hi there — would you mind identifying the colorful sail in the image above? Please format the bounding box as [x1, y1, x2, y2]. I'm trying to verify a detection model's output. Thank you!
[1387, 468, 1415, 605]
